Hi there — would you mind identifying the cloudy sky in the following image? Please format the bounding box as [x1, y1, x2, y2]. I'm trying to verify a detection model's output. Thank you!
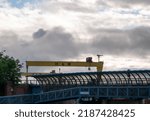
[0, 0, 150, 73]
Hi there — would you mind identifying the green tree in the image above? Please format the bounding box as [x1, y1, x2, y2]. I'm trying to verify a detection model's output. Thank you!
[0, 50, 22, 86]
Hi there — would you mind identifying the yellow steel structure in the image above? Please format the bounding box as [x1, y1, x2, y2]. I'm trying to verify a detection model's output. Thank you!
[21, 72, 49, 77]
[25, 61, 104, 77]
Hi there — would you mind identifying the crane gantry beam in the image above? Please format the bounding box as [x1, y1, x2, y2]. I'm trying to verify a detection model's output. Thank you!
[24, 60, 103, 77]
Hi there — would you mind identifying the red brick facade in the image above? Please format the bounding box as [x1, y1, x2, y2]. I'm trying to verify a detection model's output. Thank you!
[5, 81, 29, 96]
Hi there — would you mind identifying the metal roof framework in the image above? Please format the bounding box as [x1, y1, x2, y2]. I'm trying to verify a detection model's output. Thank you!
[32, 70, 150, 92]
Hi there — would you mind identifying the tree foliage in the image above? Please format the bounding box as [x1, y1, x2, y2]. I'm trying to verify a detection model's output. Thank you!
[0, 50, 22, 85]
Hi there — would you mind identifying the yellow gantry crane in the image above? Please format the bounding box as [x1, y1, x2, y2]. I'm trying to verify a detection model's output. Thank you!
[22, 58, 104, 77]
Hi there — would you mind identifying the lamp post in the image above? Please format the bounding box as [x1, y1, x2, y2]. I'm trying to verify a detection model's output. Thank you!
[97, 54, 103, 62]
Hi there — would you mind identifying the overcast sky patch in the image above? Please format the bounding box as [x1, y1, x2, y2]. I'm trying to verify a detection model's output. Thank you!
[0, 0, 150, 72]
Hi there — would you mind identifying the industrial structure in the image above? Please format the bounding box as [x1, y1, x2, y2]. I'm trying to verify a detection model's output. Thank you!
[23, 57, 103, 77]
[0, 58, 150, 104]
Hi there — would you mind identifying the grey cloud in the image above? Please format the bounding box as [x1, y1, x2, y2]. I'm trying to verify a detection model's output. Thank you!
[128, 27, 150, 55]
[0, 31, 22, 51]
[88, 26, 150, 57]
[33, 28, 47, 39]
[30, 27, 80, 59]
[62, 2, 95, 13]
[0, 32, 31, 67]
[97, 0, 150, 8]
[115, 0, 150, 5]
[0, 27, 83, 62]
[40, 1, 95, 13]
[1, 26, 150, 72]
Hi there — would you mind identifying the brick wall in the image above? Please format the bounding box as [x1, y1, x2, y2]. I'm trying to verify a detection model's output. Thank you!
[5, 81, 30, 96]
[5, 81, 13, 96]
[14, 85, 29, 95]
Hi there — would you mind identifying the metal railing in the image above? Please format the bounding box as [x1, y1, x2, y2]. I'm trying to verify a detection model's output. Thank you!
[0, 85, 150, 104]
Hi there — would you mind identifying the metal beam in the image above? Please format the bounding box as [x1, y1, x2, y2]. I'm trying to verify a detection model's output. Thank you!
[26, 61, 103, 71]
[21, 72, 50, 77]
